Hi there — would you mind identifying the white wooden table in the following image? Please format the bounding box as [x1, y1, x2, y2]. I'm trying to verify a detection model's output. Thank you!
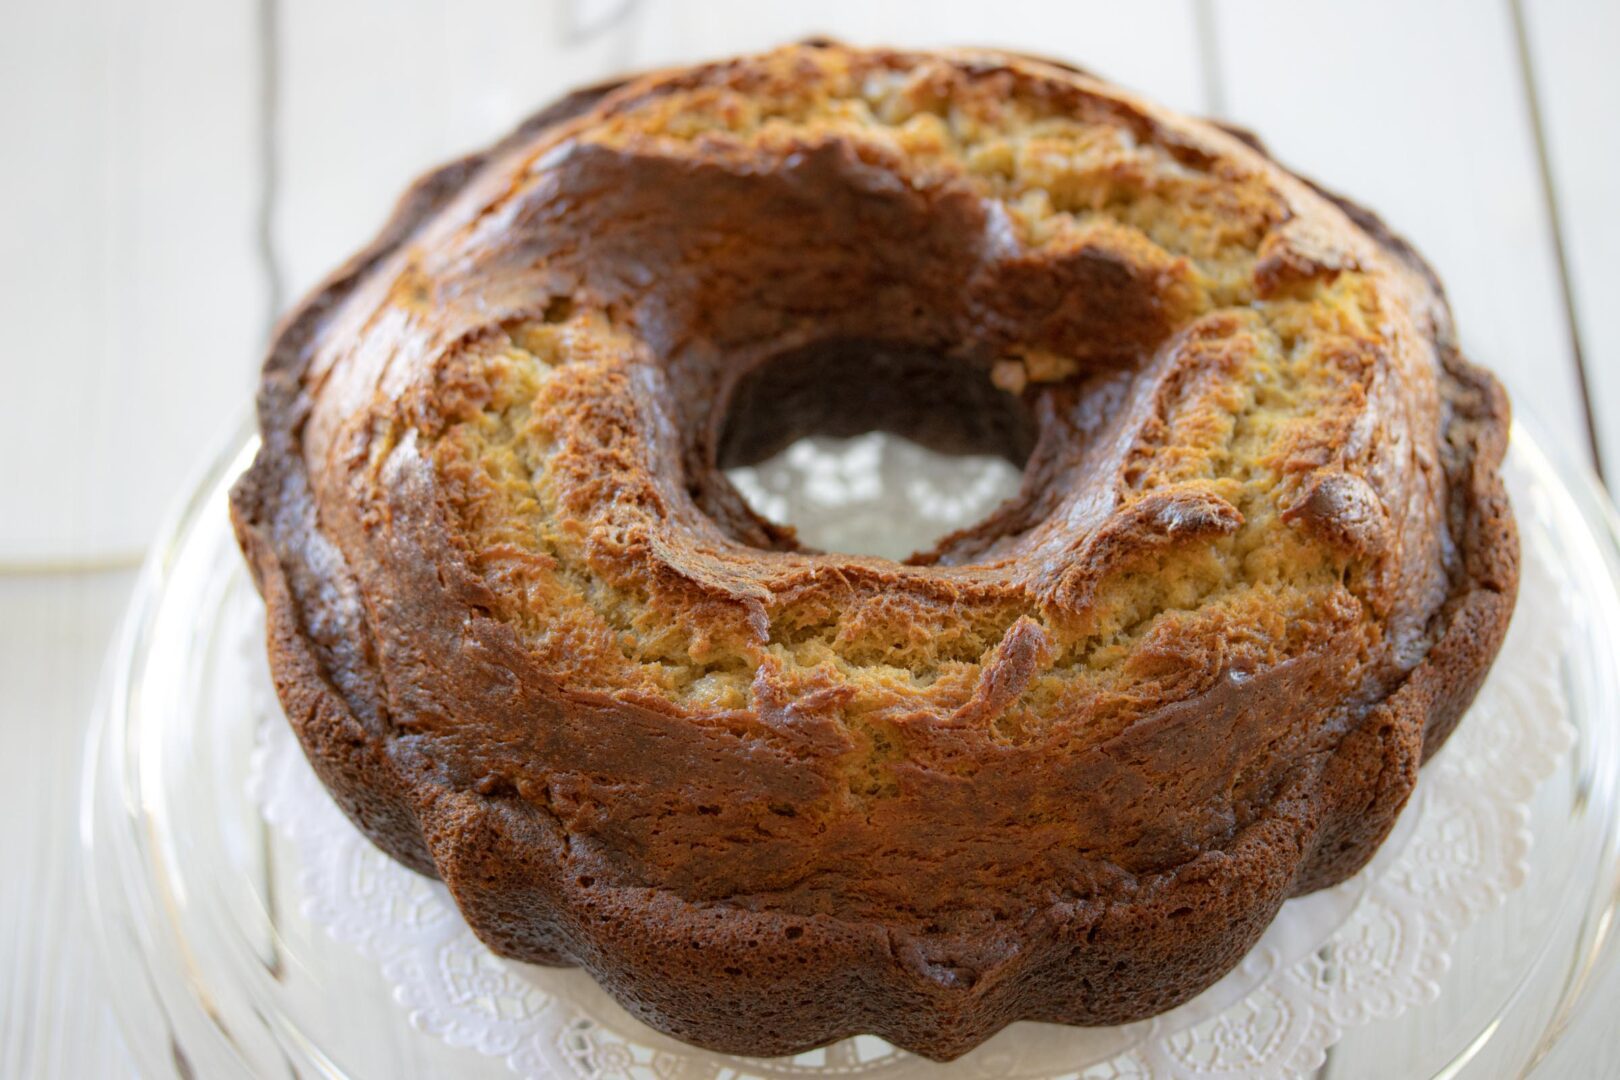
[3, 1, 1617, 1076]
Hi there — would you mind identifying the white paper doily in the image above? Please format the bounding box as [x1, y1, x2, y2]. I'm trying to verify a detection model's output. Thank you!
[251, 434, 1571, 1080]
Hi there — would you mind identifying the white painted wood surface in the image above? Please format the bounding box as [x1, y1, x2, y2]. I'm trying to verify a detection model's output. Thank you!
[2, 1, 1616, 1076]
[1520, 0, 1620, 480]
[0, 0, 264, 562]
[1, 571, 136, 1079]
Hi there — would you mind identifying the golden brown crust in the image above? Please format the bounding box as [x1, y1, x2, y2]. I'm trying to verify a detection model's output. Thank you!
[231, 44, 1516, 1060]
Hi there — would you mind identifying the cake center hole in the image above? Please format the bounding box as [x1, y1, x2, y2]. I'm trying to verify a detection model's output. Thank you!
[717, 341, 1033, 561]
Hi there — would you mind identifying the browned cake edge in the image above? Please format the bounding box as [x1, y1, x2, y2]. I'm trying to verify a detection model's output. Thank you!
[229, 63, 1517, 1061]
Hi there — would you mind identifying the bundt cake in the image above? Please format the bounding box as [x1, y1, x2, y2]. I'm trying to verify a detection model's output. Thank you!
[231, 42, 1517, 1060]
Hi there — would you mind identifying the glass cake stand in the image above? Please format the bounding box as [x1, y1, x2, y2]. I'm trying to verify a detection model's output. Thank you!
[82, 420, 1620, 1079]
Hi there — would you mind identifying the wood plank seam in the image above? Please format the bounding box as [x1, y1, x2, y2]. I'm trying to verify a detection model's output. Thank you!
[1507, 0, 1606, 483]
[256, 0, 286, 338]
[1192, 0, 1226, 118]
